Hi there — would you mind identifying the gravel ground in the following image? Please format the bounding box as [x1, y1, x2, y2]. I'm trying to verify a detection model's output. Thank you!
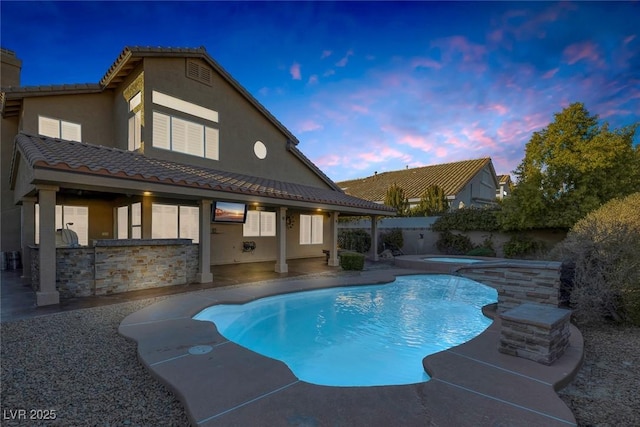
[2, 293, 639, 426]
[558, 323, 640, 427]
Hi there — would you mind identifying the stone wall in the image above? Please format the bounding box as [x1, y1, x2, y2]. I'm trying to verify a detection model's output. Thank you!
[454, 260, 563, 313]
[499, 303, 572, 365]
[30, 240, 199, 297]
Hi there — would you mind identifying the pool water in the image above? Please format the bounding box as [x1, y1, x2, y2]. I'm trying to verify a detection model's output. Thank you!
[194, 274, 497, 387]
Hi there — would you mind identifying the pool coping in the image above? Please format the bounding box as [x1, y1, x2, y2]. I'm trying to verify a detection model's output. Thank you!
[119, 268, 582, 426]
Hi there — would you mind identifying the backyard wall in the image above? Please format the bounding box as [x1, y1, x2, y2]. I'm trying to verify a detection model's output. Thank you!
[339, 217, 566, 257]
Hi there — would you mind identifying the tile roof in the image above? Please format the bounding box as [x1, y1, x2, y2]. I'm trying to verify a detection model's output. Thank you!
[337, 158, 494, 201]
[13, 133, 394, 214]
[498, 174, 512, 185]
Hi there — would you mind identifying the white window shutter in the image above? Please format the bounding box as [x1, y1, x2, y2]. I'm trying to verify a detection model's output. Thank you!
[205, 127, 219, 160]
[311, 215, 323, 244]
[152, 112, 171, 150]
[300, 215, 311, 245]
[260, 211, 276, 237]
[39, 116, 60, 138]
[243, 210, 260, 237]
[171, 117, 187, 154]
[61, 121, 81, 141]
[186, 121, 204, 157]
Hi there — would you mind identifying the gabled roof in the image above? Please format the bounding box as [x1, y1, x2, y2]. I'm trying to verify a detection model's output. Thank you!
[337, 158, 495, 201]
[12, 133, 394, 215]
[498, 174, 512, 185]
[1, 45, 345, 191]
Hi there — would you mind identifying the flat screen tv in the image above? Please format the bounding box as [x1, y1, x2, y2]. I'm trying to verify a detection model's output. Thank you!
[212, 201, 248, 223]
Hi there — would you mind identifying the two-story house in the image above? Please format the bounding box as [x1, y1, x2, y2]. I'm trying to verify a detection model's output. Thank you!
[1, 46, 394, 306]
[337, 158, 501, 210]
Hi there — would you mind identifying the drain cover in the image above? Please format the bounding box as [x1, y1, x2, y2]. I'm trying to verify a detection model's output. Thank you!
[188, 345, 213, 355]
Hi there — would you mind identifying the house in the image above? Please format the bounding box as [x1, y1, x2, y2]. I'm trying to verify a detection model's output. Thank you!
[337, 158, 500, 210]
[496, 174, 513, 200]
[1, 46, 394, 306]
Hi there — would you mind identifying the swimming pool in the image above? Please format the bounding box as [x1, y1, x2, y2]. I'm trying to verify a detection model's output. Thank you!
[194, 274, 497, 387]
[422, 257, 482, 263]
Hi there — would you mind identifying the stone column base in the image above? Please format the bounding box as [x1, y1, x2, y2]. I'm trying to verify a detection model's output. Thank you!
[36, 291, 60, 306]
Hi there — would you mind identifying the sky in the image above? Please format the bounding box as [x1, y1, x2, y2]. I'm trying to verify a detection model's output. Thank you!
[1, 1, 639, 182]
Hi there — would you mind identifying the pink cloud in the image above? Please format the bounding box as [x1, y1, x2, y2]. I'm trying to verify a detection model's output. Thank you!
[321, 50, 332, 59]
[563, 41, 602, 66]
[411, 57, 442, 70]
[315, 153, 342, 168]
[323, 69, 335, 77]
[336, 50, 354, 67]
[308, 74, 319, 85]
[350, 104, 369, 114]
[542, 68, 559, 79]
[290, 62, 302, 80]
[357, 145, 412, 165]
[488, 103, 509, 115]
[398, 134, 434, 152]
[297, 119, 323, 133]
[624, 35, 636, 45]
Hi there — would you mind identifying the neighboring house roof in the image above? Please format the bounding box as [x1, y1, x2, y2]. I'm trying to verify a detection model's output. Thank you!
[498, 174, 512, 185]
[11, 133, 394, 215]
[337, 158, 495, 201]
[1, 45, 342, 192]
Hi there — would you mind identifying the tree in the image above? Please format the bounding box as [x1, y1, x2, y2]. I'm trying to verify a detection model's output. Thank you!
[384, 183, 410, 216]
[411, 185, 449, 216]
[501, 102, 640, 230]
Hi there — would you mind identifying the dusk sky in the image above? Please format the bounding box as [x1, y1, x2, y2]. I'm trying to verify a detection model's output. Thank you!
[1, 1, 638, 181]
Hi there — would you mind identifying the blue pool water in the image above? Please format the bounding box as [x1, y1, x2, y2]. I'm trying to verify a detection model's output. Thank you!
[422, 257, 482, 263]
[194, 275, 497, 387]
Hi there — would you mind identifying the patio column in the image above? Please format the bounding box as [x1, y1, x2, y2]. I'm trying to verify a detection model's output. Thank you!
[328, 211, 340, 266]
[36, 185, 59, 306]
[197, 199, 213, 283]
[21, 196, 37, 279]
[370, 215, 379, 262]
[275, 207, 288, 273]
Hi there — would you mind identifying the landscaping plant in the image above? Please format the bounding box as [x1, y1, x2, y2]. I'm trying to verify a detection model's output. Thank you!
[551, 193, 640, 325]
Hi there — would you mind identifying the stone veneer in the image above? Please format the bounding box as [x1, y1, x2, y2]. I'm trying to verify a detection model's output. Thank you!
[455, 260, 563, 313]
[30, 239, 199, 297]
[499, 303, 572, 365]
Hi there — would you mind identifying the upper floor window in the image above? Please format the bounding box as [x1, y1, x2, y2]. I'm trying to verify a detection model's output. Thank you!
[38, 116, 81, 141]
[128, 92, 142, 151]
[152, 112, 219, 160]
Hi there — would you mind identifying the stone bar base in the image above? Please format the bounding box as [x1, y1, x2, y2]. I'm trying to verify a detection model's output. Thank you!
[499, 303, 572, 365]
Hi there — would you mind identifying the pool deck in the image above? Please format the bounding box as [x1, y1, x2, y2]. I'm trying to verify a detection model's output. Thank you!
[118, 262, 583, 426]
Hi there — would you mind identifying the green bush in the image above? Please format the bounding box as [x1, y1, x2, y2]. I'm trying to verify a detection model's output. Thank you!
[502, 234, 544, 259]
[338, 229, 371, 253]
[378, 228, 404, 253]
[552, 193, 640, 325]
[432, 207, 501, 232]
[436, 231, 474, 255]
[340, 251, 365, 271]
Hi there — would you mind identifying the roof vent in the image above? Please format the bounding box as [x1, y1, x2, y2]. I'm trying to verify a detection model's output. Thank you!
[186, 59, 212, 86]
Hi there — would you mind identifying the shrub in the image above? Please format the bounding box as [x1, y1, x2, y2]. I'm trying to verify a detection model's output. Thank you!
[436, 231, 474, 255]
[432, 207, 501, 232]
[466, 246, 496, 257]
[338, 229, 371, 253]
[340, 251, 365, 271]
[378, 228, 404, 253]
[502, 234, 544, 259]
[552, 193, 640, 325]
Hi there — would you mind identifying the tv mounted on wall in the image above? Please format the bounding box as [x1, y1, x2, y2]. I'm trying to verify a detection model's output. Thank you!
[212, 201, 248, 223]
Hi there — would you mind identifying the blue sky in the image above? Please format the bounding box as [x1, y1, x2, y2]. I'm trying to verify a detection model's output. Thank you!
[1, 1, 638, 181]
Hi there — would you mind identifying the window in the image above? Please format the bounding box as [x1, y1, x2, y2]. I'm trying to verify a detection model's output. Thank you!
[131, 202, 142, 239]
[300, 214, 323, 245]
[153, 112, 219, 160]
[128, 92, 142, 151]
[38, 116, 81, 141]
[151, 203, 200, 242]
[243, 211, 276, 237]
[116, 206, 128, 239]
[35, 204, 89, 246]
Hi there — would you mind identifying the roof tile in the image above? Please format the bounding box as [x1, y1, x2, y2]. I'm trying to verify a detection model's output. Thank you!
[15, 133, 394, 214]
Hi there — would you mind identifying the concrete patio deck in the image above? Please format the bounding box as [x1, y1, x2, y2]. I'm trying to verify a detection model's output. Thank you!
[117, 263, 583, 426]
